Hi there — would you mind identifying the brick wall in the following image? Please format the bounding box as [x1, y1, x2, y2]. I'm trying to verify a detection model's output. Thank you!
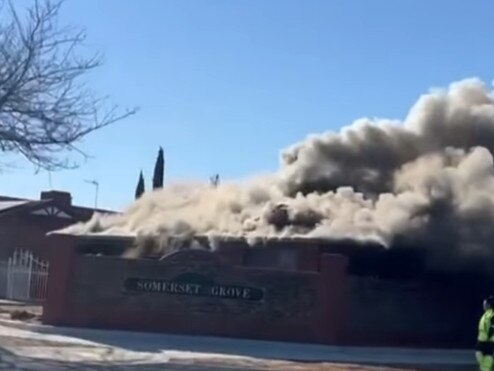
[43, 235, 349, 345]
[347, 276, 480, 348]
[42, 234, 481, 348]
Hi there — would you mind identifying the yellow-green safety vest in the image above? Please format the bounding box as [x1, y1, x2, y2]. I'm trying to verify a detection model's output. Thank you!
[478, 309, 494, 342]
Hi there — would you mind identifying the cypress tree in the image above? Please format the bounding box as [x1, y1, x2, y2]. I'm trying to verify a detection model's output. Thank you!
[152, 147, 165, 189]
[135, 171, 145, 199]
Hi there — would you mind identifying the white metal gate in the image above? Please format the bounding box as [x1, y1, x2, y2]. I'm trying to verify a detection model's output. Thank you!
[0, 250, 49, 302]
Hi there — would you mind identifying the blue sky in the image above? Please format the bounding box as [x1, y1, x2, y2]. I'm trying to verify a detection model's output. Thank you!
[3, 0, 494, 210]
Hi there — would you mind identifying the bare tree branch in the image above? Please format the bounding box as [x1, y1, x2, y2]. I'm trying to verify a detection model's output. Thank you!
[0, 0, 138, 170]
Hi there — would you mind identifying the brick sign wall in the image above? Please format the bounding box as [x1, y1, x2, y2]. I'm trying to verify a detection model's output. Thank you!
[43, 236, 348, 345]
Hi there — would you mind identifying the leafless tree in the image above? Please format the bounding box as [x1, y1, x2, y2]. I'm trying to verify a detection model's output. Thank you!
[0, 0, 137, 170]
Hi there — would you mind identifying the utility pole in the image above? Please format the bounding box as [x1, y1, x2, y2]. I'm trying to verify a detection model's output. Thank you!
[84, 179, 99, 210]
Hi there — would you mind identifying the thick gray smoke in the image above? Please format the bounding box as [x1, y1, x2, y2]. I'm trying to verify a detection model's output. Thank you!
[62, 78, 494, 259]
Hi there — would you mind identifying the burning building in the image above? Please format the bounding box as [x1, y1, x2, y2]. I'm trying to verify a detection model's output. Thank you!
[44, 78, 494, 347]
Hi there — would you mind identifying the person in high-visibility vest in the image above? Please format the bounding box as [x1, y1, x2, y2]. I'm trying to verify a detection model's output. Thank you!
[477, 296, 494, 371]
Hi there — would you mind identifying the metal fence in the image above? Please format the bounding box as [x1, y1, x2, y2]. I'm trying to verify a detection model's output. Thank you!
[0, 250, 49, 302]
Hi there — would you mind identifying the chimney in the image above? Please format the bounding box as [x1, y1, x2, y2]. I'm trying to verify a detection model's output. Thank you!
[40, 190, 72, 207]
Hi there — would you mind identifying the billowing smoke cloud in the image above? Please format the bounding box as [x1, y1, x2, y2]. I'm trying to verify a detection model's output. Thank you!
[62, 78, 494, 260]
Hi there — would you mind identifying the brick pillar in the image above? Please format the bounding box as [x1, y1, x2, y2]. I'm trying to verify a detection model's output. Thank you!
[42, 234, 77, 324]
[318, 253, 349, 344]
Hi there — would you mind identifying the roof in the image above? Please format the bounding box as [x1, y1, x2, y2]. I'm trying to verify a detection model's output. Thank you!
[0, 200, 30, 212]
[0, 193, 116, 222]
[70, 204, 116, 220]
[49, 231, 134, 241]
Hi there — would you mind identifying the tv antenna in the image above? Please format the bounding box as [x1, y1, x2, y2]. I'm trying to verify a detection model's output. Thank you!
[84, 179, 99, 209]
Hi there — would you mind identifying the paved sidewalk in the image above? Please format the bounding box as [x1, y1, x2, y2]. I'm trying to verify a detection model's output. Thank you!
[0, 298, 477, 371]
[0, 344, 424, 371]
[0, 333, 420, 371]
[0, 318, 476, 371]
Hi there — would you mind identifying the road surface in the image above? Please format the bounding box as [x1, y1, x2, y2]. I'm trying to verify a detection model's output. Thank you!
[0, 300, 475, 370]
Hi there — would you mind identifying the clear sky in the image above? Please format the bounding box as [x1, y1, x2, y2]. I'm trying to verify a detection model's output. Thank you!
[3, 0, 494, 210]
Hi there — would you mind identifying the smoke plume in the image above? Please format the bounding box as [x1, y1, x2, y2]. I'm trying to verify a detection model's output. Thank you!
[63, 78, 494, 259]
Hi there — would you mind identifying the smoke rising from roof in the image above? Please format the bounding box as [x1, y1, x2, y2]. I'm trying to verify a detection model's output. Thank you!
[63, 78, 494, 259]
